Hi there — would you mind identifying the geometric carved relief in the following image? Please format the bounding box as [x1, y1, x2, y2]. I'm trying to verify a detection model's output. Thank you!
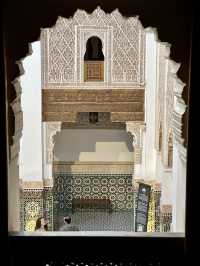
[41, 7, 145, 88]
[46, 122, 62, 163]
[42, 88, 145, 102]
[43, 102, 143, 113]
[111, 112, 144, 122]
[156, 43, 186, 163]
[42, 89, 145, 122]
[53, 173, 134, 212]
[84, 61, 104, 82]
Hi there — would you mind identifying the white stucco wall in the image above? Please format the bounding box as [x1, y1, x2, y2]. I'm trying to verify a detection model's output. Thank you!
[142, 30, 157, 180]
[155, 152, 172, 204]
[19, 41, 42, 181]
[54, 129, 134, 162]
[172, 143, 186, 232]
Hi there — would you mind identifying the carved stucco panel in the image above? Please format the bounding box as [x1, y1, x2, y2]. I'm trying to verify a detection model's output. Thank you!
[126, 122, 145, 164]
[77, 25, 111, 84]
[41, 7, 145, 87]
[46, 122, 62, 163]
[155, 42, 186, 166]
[172, 86, 187, 164]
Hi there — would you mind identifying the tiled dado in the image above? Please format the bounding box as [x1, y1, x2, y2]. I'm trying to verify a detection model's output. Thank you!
[160, 204, 172, 232]
[53, 161, 134, 175]
[53, 173, 134, 213]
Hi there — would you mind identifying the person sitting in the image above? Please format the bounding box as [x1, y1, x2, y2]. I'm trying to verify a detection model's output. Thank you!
[59, 216, 79, 231]
[35, 217, 48, 231]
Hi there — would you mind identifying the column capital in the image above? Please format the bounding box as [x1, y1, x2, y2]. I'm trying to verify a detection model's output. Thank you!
[45, 122, 62, 163]
[126, 122, 145, 164]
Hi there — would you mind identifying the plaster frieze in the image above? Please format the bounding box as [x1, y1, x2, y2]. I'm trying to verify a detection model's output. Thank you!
[111, 112, 144, 122]
[53, 161, 134, 174]
[20, 180, 44, 190]
[42, 88, 145, 102]
[42, 89, 145, 122]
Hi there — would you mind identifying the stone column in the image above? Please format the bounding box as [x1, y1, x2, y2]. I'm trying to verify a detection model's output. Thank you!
[143, 30, 157, 180]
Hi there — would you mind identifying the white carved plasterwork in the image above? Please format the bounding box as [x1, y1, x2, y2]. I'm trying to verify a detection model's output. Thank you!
[10, 79, 23, 161]
[162, 59, 174, 166]
[155, 43, 170, 153]
[126, 122, 145, 164]
[171, 61, 187, 163]
[77, 25, 111, 85]
[41, 7, 145, 88]
[46, 122, 62, 163]
[155, 43, 186, 166]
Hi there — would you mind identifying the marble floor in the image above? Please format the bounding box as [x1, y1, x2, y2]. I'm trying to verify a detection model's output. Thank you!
[57, 210, 135, 231]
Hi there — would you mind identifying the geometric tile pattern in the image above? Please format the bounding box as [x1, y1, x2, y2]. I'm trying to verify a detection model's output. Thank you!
[154, 190, 162, 232]
[53, 173, 134, 230]
[160, 205, 172, 232]
[53, 173, 134, 210]
[20, 188, 25, 231]
[55, 210, 135, 231]
[43, 187, 53, 231]
[161, 213, 172, 232]
[20, 178, 170, 232]
[147, 190, 156, 232]
[21, 189, 44, 231]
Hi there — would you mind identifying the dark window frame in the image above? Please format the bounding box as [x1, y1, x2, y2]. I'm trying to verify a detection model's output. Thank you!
[1, 1, 196, 264]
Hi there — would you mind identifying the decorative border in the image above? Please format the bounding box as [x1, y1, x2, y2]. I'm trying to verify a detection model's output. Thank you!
[53, 161, 134, 174]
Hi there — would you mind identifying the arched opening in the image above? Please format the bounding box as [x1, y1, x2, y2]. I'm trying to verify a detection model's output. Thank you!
[84, 36, 104, 81]
[52, 123, 134, 231]
[84, 37, 104, 61]
[7, 7, 188, 236]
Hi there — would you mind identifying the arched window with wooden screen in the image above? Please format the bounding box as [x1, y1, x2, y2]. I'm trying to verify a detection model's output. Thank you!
[84, 36, 104, 81]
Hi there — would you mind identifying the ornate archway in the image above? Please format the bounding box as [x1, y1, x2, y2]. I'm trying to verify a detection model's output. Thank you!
[4, 3, 191, 233]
